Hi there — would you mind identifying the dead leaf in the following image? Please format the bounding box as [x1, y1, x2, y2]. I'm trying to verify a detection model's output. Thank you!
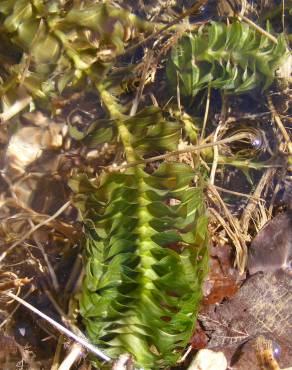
[248, 211, 292, 275]
[203, 244, 242, 305]
[200, 272, 292, 368]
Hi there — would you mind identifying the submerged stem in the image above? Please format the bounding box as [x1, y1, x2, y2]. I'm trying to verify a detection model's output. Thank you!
[109, 133, 256, 171]
[96, 84, 137, 162]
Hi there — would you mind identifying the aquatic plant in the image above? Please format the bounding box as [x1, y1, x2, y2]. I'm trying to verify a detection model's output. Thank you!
[2, 2, 288, 368]
[167, 21, 287, 96]
[0, 0, 156, 101]
[70, 85, 209, 368]
[72, 162, 208, 368]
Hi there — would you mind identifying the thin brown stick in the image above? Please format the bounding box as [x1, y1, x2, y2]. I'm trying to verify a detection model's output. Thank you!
[213, 185, 265, 201]
[236, 14, 278, 44]
[267, 95, 292, 154]
[130, 50, 154, 116]
[0, 201, 71, 264]
[200, 86, 211, 141]
[108, 133, 255, 171]
[240, 169, 275, 236]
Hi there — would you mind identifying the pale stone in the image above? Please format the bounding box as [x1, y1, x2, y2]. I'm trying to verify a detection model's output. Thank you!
[187, 349, 227, 370]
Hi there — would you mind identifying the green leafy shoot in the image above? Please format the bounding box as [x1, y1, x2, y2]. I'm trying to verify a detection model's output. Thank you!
[167, 21, 288, 97]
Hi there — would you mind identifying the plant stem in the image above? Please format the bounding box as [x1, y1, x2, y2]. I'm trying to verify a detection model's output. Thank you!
[0, 94, 32, 124]
[96, 84, 137, 162]
[200, 86, 211, 141]
[109, 133, 256, 171]
[267, 95, 292, 154]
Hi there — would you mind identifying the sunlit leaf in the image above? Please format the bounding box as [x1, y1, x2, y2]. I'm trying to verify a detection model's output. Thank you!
[3, 0, 32, 32]
[32, 35, 60, 64]
[72, 163, 209, 369]
[167, 21, 287, 96]
[17, 19, 40, 49]
[87, 127, 114, 147]
[0, 1, 157, 101]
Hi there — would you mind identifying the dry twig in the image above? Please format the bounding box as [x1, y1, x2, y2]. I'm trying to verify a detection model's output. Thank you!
[109, 133, 256, 171]
[240, 168, 276, 236]
[0, 201, 71, 264]
[267, 95, 292, 154]
[208, 184, 248, 272]
[4, 292, 111, 362]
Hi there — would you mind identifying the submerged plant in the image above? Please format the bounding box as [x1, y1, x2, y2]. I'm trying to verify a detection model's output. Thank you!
[0, 0, 157, 103]
[70, 86, 209, 368]
[167, 21, 287, 96]
[3, 2, 289, 367]
[72, 162, 208, 368]
[1, 2, 210, 363]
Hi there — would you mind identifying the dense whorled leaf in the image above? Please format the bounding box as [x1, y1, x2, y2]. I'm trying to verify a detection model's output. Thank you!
[72, 163, 209, 368]
[68, 106, 181, 154]
[0, 1, 157, 101]
[124, 107, 181, 154]
[167, 21, 287, 97]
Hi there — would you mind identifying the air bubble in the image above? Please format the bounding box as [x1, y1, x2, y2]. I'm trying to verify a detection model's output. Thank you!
[272, 341, 281, 359]
[251, 135, 263, 150]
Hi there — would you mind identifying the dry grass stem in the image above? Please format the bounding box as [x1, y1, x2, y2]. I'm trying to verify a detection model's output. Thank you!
[209, 207, 247, 272]
[0, 200, 71, 264]
[0, 286, 34, 328]
[208, 184, 247, 271]
[58, 343, 84, 370]
[240, 168, 276, 236]
[267, 95, 292, 154]
[237, 14, 278, 44]
[0, 277, 31, 292]
[282, 0, 285, 31]
[200, 86, 211, 141]
[5, 292, 111, 362]
[178, 345, 192, 363]
[130, 50, 154, 116]
[32, 229, 59, 292]
[109, 133, 255, 171]
[124, 0, 207, 55]
[209, 124, 221, 185]
[64, 254, 83, 295]
[0, 95, 32, 123]
[51, 336, 64, 370]
[213, 185, 265, 201]
[254, 203, 269, 231]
